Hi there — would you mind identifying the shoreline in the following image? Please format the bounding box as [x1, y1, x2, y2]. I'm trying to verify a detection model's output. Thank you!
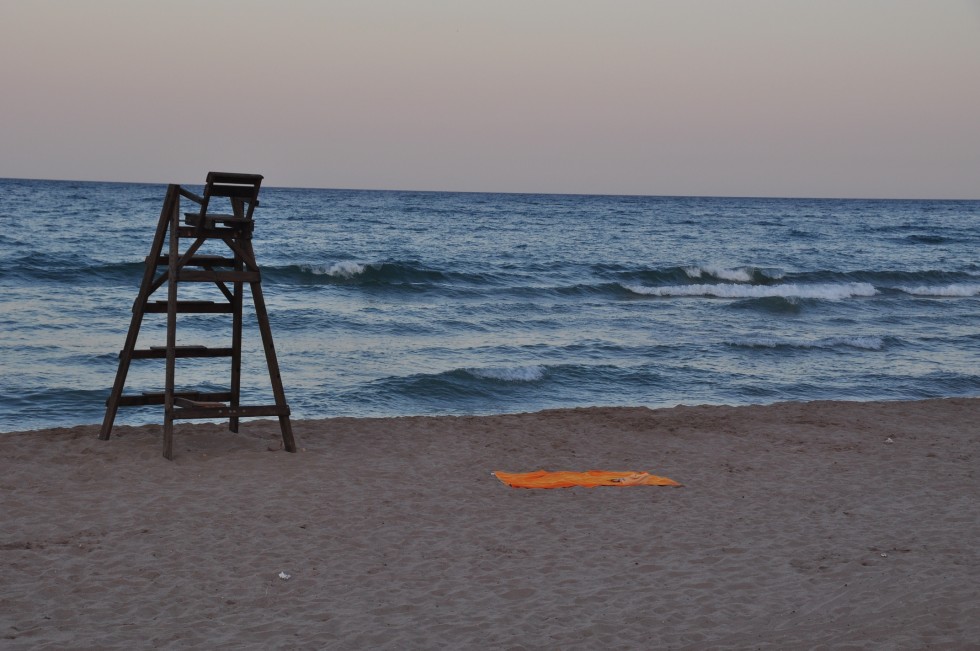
[6, 393, 979, 437]
[2, 397, 978, 648]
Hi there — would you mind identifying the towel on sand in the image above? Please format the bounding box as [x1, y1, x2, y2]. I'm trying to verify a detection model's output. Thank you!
[493, 469, 681, 489]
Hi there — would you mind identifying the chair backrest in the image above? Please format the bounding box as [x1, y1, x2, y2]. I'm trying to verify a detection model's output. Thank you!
[199, 172, 263, 220]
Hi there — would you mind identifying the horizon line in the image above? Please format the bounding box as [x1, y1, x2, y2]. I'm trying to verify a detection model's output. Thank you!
[1, 174, 977, 203]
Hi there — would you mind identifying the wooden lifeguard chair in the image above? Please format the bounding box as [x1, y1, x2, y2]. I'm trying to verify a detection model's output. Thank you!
[100, 172, 296, 459]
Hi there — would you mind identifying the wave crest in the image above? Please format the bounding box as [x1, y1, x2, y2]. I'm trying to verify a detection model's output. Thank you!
[466, 365, 547, 382]
[683, 266, 782, 283]
[623, 282, 877, 300]
[898, 284, 980, 297]
[302, 261, 367, 278]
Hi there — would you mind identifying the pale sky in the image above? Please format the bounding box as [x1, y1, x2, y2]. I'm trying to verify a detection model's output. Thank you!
[1, 0, 979, 198]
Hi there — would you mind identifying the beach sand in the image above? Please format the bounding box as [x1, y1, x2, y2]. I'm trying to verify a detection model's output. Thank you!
[2, 398, 978, 649]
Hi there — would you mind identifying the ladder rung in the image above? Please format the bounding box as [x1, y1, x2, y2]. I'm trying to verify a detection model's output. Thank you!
[143, 300, 235, 313]
[174, 397, 227, 408]
[150, 255, 237, 267]
[171, 404, 290, 420]
[179, 270, 260, 283]
[129, 346, 234, 359]
[113, 391, 233, 407]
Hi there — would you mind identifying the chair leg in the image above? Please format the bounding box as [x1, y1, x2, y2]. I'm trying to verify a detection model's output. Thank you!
[229, 272, 244, 433]
[163, 413, 175, 461]
[244, 239, 296, 453]
[163, 188, 180, 459]
[252, 280, 296, 453]
[100, 185, 179, 440]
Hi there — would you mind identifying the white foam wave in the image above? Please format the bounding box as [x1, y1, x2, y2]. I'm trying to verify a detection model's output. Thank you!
[683, 266, 785, 283]
[898, 284, 980, 297]
[467, 365, 546, 382]
[624, 282, 877, 300]
[831, 336, 886, 350]
[684, 266, 753, 282]
[305, 261, 367, 278]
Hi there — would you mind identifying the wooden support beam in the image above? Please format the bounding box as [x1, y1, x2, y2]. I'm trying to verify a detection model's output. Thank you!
[150, 255, 237, 267]
[143, 300, 234, 314]
[129, 346, 234, 359]
[115, 391, 233, 407]
[175, 226, 243, 239]
[178, 270, 260, 282]
[178, 187, 204, 204]
[173, 404, 289, 420]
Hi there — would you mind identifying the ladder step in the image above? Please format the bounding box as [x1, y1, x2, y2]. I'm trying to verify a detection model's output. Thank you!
[113, 391, 233, 407]
[129, 346, 234, 359]
[178, 270, 260, 283]
[143, 300, 235, 313]
[150, 254, 237, 267]
[171, 404, 290, 420]
[174, 397, 227, 408]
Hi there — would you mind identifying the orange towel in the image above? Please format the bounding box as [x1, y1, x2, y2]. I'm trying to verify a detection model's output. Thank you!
[493, 469, 681, 489]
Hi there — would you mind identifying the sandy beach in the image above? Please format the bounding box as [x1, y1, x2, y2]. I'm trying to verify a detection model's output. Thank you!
[2, 398, 978, 649]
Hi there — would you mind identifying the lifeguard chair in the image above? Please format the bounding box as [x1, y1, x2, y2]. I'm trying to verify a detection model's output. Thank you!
[100, 172, 296, 459]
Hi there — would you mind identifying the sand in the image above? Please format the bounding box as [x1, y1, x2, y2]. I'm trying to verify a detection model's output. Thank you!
[1, 398, 978, 649]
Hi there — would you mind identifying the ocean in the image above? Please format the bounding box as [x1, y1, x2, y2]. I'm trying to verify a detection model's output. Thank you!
[1, 177, 978, 432]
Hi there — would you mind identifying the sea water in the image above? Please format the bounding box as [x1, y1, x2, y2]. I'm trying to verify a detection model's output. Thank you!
[1, 178, 978, 432]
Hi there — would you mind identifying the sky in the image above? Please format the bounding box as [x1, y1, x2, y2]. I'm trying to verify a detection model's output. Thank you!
[1, 0, 979, 198]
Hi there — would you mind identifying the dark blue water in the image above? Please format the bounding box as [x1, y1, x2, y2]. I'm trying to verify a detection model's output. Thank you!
[1, 177, 978, 432]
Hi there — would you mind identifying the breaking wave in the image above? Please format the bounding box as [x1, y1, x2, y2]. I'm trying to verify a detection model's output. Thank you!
[622, 282, 877, 300]
[307, 261, 367, 279]
[266, 260, 471, 286]
[683, 266, 784, 283]
[897, 284, 980, 297]
[465, 365, 547, 382]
